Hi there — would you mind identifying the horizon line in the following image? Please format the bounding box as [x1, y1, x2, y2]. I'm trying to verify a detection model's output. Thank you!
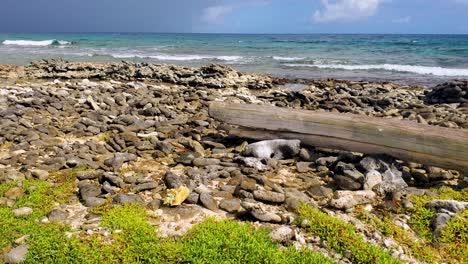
[1, 32, 468, 36]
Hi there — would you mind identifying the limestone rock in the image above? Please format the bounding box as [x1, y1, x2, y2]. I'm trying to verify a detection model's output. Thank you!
[113, 194, 144, 205]
[253, 190, 285, 203]
[12, 207, 33, 217]
[243, 139, 301, 160]
[3, 243, 29, 264]
[270, 226, 294, 243]
[199, 193, 218, 211]
[219, 198, 241, 213]
[164, 186, 190, 206]
[329, 190, 377, 210]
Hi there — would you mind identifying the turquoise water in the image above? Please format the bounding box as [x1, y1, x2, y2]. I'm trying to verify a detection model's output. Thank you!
[1, 33, 468, 85]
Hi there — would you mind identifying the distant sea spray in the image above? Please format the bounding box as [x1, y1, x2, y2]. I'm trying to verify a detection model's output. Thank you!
[2, 39, 71, 46]
[1, 33, 468, 84]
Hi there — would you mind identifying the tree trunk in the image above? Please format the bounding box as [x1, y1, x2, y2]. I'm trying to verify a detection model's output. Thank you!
[209, 102, 468, 174]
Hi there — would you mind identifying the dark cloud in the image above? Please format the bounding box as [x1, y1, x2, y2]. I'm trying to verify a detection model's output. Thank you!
[0, 0, 214, 33]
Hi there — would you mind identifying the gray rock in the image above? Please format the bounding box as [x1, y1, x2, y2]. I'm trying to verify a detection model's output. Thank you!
[104, 152, 138, 170]
[83, 197, 106, 207]
[237, 190, 254, 199]
[359, 156, 382, 172]
[3, 243, 29, 264]
[199, 193, 218, 211]
[102, 181, 119, 194]
[431, 213, 451, 239]
[306, 186, 334, 200]
[426, 200, 468, 214]
[3, 187, 24, 200]
[360, 156, 407, 194]
[156, 140, 173, 155]
[240, 178, 257, 191]
[12, 207, 33, 217]
[427, 167, 455, 181]
[175, 152, 200, 165]
[192, 158, 220, 167]
[296, 162, 313, 173]
[236, 157, 269, 171]
[253, 190, 285, 203]
[333, 162, 364, 190]
[219, 198, 241, 213]
[363, 170, 382, 190]
[131, 182, 159, 193]
[334, 175, 362, 191]
[241, 201, 282, 222]
[113, 194, 144, 205]
[378, 166, 407, 194]
[243, 139, 301, 160]
[76, 170, 101, 180]
[65, 158, 80, 168]
[316, 156, 338, 166]
[148, 199, 162, 210]
[79, 183, 102, 200]
[185, 193, 200, 204]
[270, 226, 294, 243]
[163, 172, 184, 189]
[299, 148, 315, 162]
[103, 173, 126, 188]
[329, 190, 377, 210]
[285, 189, 314, 211]
[47, 209, 69, 222]
[30, 169, 49, 180]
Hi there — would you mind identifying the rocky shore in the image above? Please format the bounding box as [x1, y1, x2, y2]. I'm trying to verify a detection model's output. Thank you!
[1, 60, 467, 263]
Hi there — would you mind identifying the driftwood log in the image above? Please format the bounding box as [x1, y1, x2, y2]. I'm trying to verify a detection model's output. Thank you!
[209, 102, 468, 174]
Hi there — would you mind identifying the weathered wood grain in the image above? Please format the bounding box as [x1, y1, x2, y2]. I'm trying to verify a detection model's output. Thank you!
[209, 102, 468, 173]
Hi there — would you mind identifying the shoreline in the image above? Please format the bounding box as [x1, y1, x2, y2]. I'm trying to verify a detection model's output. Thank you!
[1, 60, 467, 263]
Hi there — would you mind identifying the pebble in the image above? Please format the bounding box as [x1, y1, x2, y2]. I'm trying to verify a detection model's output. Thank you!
[270, 226, 295, 243]
[12, 207, 33, 217]
[329, 191, 377, 210]
[47, 209, 69, 223]
[199, 193, 218, 211]
[219, 198, 241, 213]
[30, 169, 49, 180]
[113, 194, 144, 205]
[253, 190, 285, 203]
[4, 187, 24, 200]
[3, 243, 29, 264]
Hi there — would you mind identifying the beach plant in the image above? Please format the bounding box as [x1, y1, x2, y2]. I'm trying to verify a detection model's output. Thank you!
[297, 205, 400, 264]
[356, 186, 468, 263]
[1, 174, 334, 263]
[180, 218, 333, 264]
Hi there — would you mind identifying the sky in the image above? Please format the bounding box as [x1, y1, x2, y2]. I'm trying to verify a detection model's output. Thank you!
[1, 0, 468, 34]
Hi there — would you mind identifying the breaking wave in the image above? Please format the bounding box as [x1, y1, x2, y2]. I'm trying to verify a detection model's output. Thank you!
[285, 63, 468, 76]
[272, 56, 306, 61]
[2, 39, 71, 46]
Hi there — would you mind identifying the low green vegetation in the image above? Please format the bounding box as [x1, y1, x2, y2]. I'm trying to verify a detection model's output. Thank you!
[0, 168, 83, 250]
[357, 186, 468, 263]
[407, 186, 467, 263]
[0, 141, 13, 150]
[1, 172, 334, 264]
[180, 217, 333, 264]
[297, 205, 400, 264]
[358, 213, 440, 263]
[94, 131, 113, 142]
[409, 186, 467, 241]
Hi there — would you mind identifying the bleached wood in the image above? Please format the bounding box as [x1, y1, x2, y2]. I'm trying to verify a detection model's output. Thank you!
[209, 102, 468, 173]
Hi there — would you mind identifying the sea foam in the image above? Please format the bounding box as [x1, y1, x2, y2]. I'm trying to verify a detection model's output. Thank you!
[285, 63, 468, 77]
[272, 56, 305, 61]
[2, 39, 71, 46]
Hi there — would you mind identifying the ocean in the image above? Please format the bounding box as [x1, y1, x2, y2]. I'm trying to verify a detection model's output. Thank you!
[1, 33, 468, 85]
